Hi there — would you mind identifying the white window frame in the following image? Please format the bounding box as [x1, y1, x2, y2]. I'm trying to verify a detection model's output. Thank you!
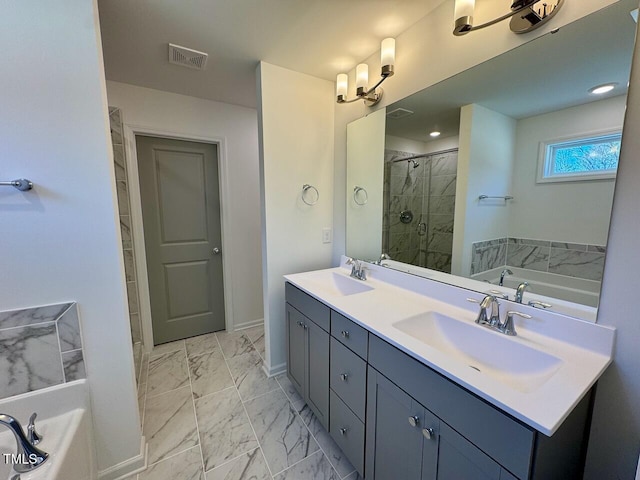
[536, 128, 622, 184]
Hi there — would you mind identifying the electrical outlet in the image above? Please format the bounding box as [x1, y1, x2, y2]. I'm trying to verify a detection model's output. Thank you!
[322, 228, 332, 244]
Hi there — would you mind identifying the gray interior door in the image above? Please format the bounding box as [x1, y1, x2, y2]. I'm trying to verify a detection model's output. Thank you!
[136, 136, 225, 345]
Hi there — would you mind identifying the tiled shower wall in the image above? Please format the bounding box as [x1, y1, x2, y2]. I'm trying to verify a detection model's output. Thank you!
[471, 237, 607, 282]
[109, 107, 143, 381]
[0, 303, 85, 400]
[382, 149, 458, 273]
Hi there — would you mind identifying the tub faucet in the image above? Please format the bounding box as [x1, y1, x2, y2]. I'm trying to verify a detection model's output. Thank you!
[515, 282, 530, 303]
[374, 253, 391, 265]
[499, 269, 513, 286]
[0, 414, 48, 473]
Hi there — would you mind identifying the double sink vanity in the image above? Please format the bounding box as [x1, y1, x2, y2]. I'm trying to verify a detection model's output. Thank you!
[284, 258, 615, 479]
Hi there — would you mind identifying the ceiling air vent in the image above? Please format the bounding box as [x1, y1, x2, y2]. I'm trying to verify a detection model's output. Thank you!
[386, 108, 414, 119]
[168, 43, 208, 70]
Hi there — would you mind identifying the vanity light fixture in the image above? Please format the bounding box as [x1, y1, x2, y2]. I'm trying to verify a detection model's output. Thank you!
[336, 38, 395, 107]
[453, 0, 564, 36]
[430, 131, 441, 138]
[589, 83, 618, 95]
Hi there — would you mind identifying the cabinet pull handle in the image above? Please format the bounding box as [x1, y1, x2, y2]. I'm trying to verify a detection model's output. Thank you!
[408, 415, 420, 427]
[340, 373, 348, 381]
[422, 428, 435, 440]
[340, 428, 348, 435]
[341, 330, 350, 338]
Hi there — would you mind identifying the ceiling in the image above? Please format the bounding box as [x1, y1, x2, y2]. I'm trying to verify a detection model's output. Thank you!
[386, 0, 637, 143]
[97, 0, 446, 109]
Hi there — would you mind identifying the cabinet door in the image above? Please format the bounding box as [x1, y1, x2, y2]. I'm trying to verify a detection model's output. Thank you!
[421, 408, 440, 480]
[306, 318, 330, 429]
[286, 304, 305, 396]
[437, 423, 502, 480]
[366, 367, 424, 480]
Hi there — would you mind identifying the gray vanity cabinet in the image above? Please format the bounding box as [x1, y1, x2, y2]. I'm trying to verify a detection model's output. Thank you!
[365, 367, 437, 480]
[285, 285, 330, 429]
[285, 281, 589, 479]
[286, 304, 306, 393]
[367, 366, 515, 480]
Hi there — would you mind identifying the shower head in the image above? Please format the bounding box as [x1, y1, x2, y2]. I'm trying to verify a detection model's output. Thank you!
[409, 160, 420, 168]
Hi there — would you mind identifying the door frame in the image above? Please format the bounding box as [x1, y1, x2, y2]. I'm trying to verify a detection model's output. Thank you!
[122, 123, 235, 351]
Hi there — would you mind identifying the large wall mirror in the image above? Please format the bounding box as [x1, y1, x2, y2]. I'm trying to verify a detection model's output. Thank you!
[346, 0, 637, 321]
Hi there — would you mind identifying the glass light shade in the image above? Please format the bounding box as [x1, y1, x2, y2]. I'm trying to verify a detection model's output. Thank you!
[381, 38, 396, 68]
[356, 64, 369, 91]
[454, 0, 475, 20]
[336, 74, 348, 98]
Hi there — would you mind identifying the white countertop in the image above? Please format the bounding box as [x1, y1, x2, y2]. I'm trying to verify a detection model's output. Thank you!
[284, 259, 616, 436]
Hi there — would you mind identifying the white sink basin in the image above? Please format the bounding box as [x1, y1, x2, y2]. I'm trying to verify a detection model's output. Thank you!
[393, 312, 563, 393]
[302, 271, 374, 297]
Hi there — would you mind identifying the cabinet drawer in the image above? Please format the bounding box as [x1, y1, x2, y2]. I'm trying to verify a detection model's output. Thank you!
[330, 390, 365, 476]
[285, 282, 330, 332]
[331, 310, 368, 359]
[330, 338, 367, 421]
[368, 334, 534, 480]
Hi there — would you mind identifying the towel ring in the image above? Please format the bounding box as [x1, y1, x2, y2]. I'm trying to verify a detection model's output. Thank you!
[302, 184, 319, 206]
[353, 186, 368, 206]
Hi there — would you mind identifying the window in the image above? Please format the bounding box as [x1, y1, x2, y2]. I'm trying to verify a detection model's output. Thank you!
[538, 132, 621, 183]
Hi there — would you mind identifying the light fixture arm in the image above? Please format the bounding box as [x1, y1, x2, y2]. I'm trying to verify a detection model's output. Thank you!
[456, 7, 526, 34]
[454, 0, 564, 36]
[337, 70, 392, 106]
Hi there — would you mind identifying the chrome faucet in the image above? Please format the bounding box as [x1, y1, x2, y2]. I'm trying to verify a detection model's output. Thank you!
[498, 311, 532, 336]
[469, 295, 501, 326]
[499, 269, 513, 286]
[515, 281, 529, 303]
[346, 258, 368, 281]
[0, 413, 48, 473]
[467, 296, 531, 336]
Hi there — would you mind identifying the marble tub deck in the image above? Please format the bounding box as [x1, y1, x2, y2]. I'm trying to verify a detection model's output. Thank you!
[130, 327, 361, 480]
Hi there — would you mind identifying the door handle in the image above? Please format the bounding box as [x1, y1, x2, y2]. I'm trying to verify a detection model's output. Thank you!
[212, 247, 221, 255]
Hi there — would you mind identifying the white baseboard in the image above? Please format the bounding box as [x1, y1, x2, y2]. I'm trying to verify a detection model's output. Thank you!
[98, 437, 147, 480]
[262, 360, 286, 378]
[234, 318, 264, 331]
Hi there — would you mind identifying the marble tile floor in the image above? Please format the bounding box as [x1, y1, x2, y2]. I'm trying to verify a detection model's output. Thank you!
[129, 326, 361, 480]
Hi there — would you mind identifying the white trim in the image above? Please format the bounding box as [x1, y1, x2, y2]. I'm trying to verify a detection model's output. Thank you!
[234, 318, 264, 331]
[98, 436, 147, 480]
[122, 123, 235, 351]
[536, 127, 622, 184]
[262, 360, 286, 378]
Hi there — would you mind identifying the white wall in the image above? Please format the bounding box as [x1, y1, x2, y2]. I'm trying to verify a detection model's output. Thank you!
[332, 0, 617, 265]
[452, 104, 515, 276]
[347, 109, 386, 260]
[385, 135, 459, 156]
[385, 134, 428, 154]
[106, 81, 264, 333]
[0, 1, 141, 474]
[583, 23, 640, 478]
[509, 96, 624, 244]
[424, 135, 459, 155]
[257, 63, 335, 373]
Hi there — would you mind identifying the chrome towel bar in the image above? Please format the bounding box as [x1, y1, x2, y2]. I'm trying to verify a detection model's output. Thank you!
[478, 194, 513, 201]
[0, 179, 33, 191]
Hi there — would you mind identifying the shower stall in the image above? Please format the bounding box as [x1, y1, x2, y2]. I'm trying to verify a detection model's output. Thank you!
[382, 148, 458, 273]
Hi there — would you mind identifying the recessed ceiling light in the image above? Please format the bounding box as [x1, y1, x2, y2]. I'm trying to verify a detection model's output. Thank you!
[589, 83, 618, 95]
[430, 131, 441, 137]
